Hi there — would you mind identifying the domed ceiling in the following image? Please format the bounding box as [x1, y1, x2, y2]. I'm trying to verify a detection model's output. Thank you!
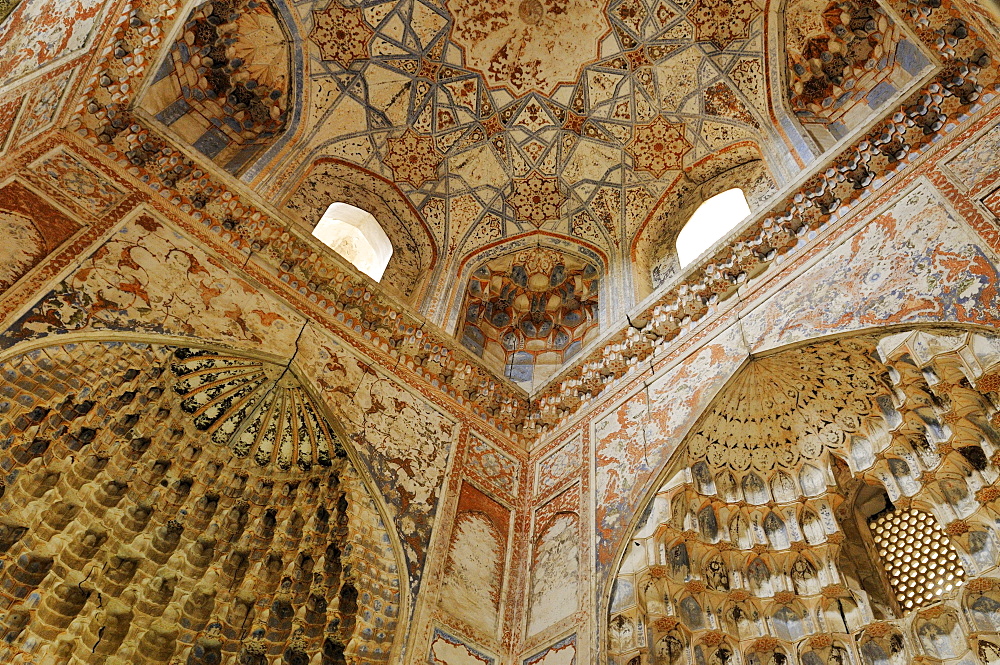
[139, 0, 294, 176]
[684, 337, 887, 477]
[240, 0, 795, 304]
[134, 0, 932, 386]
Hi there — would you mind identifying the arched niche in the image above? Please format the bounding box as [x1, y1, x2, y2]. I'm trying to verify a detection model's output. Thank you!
[138, 0, 299, 177]
[528, 510, 581, 636]
[282, 159, 438, 304]
[675, 188, 753, 269]
[0, 208, 46, 292]
[446, 232, 609, 333]
[0, 335, 409, 663]
[768, 0, 933, 153]
[601, 327, 1000, 664]
[453, 240, 603, 389]
[312, 202, 394, 282]
[834, 476, 904, 620]
[631, 142, 777, 297]
[439, 509, 506, 635]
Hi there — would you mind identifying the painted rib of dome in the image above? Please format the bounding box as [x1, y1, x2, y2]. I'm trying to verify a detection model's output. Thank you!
[170, 348, 340, 470]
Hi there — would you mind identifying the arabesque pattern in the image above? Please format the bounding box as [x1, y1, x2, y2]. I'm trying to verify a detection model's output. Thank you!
[64, 0, 999, 445]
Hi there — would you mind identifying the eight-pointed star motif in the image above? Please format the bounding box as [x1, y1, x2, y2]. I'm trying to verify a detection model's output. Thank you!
[509, 174, 566, 226]
[383, 130, 443, 189]
[309, 2, 374, 68]
[688, 0, 761, 50]
[627, 117, 692, 178]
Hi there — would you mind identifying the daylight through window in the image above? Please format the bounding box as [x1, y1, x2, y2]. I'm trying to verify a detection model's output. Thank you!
[676, 188, 752, 267]
[870, 508, 966, 611]
[312, 203, 393, 282]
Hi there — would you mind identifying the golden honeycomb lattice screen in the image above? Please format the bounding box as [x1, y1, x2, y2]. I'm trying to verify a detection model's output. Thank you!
[870, 508, 966, 611]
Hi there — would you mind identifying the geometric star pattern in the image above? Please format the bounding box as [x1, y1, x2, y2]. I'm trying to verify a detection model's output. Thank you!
[627, 117, 693, 178]
[384, 130, 444, 189]
[309, 3, 374, 68]
[689, 0, 761, 50]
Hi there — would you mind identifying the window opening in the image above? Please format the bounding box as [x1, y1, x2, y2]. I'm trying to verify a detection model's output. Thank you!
[833, 474, 900, 620]
[676, 188, 751, 267]
[870, 507, 966, 611]
[312, 203, 393, 282]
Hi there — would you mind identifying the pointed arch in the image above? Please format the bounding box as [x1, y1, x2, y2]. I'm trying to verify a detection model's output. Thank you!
[0, 333, 411, 663]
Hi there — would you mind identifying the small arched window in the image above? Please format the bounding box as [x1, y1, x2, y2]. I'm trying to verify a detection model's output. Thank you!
[312, 203, 393, 282]
[675, 188, 751, 267]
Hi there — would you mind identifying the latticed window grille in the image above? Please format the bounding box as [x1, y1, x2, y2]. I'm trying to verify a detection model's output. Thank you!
[870, 508, 965, 611]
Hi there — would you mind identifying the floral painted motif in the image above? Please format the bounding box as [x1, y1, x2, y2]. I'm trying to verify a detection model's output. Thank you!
[509, 174, 566, 225]
[13, 69, 72, 143]
[383, 130, 443, 188]
[28, 148, 127, 215]
[688, 0, 760, 50]
[309, 1, 374, 68]
[743, 181, 1000, 353]
[448, 0, 610, 96]
[704, 81, 760, 128]
[465, 436, 521, 498]
[626, 117, 691, 178]
[0, 210, 44, 292]
[296, 330, 456, 594]
[537, 434, 583, 495]
[0, 0, 105, 84]
[595, 325, 749, 571]
[2, 215, 305, 355]
[946, 120, 1000, 192]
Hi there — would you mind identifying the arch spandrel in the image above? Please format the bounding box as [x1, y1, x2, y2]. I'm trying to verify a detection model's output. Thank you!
[604, 328, 1000, 665]
[0, 205, 457, 618]
[290, 324, 459, 600]
[739, 180, 1000, 356]
[0, 213, 308, 359]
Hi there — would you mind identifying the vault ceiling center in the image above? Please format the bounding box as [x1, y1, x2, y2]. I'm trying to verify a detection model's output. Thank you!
[446, 0, 612, 96]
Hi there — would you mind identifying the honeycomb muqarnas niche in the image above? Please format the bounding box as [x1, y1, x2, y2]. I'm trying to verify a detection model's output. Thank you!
[609, 331, 1000, 665]
[139, 0, 293, 176]
[0, 341, 402, 663]
[5, 0, 1000, 659]
[457, 247, 600, 387]
[784, 0, 933, 149]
